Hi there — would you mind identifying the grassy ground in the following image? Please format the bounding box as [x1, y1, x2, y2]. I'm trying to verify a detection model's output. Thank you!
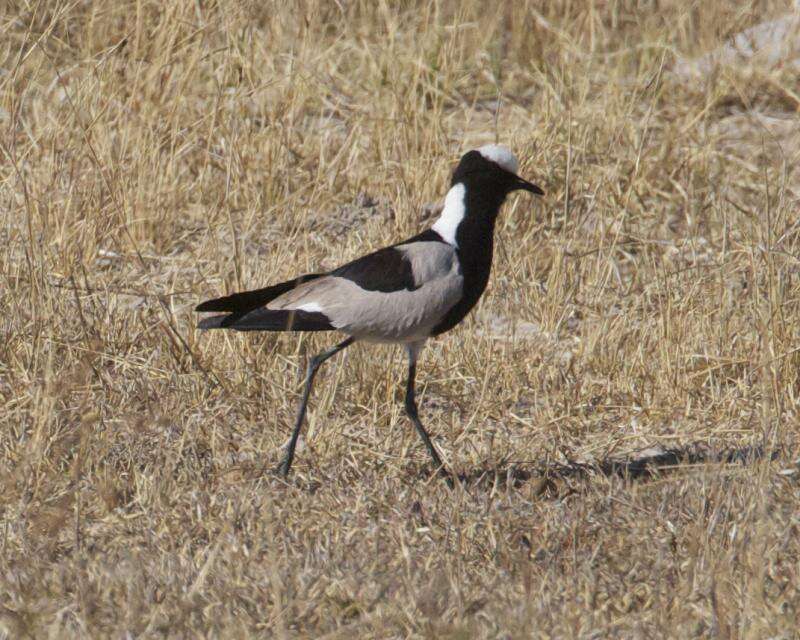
[2, 1, 800, 637]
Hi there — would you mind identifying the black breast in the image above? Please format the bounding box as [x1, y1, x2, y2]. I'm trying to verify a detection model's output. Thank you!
[430, 175, 507, 336]
[430, 240, 493, 335]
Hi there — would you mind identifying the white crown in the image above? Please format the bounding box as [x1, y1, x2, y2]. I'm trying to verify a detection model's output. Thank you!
[477, 144, 519, 174]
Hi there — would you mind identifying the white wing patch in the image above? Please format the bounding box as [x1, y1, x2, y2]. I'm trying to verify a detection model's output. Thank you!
[296, 302, 324, 313]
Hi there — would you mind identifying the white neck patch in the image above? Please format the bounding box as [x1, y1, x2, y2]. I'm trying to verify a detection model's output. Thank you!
[477, 144, 519, 174]
[432, 183, 466, 247]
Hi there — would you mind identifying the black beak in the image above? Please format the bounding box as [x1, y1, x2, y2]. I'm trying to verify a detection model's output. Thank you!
[513, 175, 544, 195]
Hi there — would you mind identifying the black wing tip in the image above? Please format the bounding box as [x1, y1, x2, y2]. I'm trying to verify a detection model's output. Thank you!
[194, 274, 325, 314]
[196, 309, 335, 332]
[196, 299, 225, 312]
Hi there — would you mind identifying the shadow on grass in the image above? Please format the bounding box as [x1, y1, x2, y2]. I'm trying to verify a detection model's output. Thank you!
[456, 443, 780, 492]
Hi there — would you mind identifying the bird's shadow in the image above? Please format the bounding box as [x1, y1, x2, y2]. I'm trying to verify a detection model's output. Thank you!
[453, 443, 778, 494]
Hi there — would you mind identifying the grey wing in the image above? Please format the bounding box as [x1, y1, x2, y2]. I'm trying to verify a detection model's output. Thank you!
[267, 241, 463, 342]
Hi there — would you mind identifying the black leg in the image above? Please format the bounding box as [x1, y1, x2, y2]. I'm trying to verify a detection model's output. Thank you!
[276, 336, 355, 477]
[404, 344, 451, 486]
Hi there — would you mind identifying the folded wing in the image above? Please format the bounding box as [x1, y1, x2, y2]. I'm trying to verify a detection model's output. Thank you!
[195, 237, 463, 340]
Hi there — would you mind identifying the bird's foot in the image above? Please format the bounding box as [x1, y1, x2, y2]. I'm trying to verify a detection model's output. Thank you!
[431, 464, 455, 489]
[275, 458, 292, 478]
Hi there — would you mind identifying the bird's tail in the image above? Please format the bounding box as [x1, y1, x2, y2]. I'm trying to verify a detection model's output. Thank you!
[195, 274, 323, 313]
[197, 308, 333, 332]
[196, 273, 334, 332]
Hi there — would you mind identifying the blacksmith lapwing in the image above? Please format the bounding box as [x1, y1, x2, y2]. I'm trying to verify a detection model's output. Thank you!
[196, 144, 543, 479]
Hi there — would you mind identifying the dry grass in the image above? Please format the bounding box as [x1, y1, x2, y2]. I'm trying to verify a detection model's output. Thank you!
[2, 0, 800, 637]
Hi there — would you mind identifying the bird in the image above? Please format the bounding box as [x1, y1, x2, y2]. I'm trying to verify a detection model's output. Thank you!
[195, 144, 543, 480]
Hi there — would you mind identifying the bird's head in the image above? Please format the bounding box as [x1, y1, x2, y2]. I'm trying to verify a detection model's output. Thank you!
[431, 143, 543, 247]
[452, 144, 544, 198]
